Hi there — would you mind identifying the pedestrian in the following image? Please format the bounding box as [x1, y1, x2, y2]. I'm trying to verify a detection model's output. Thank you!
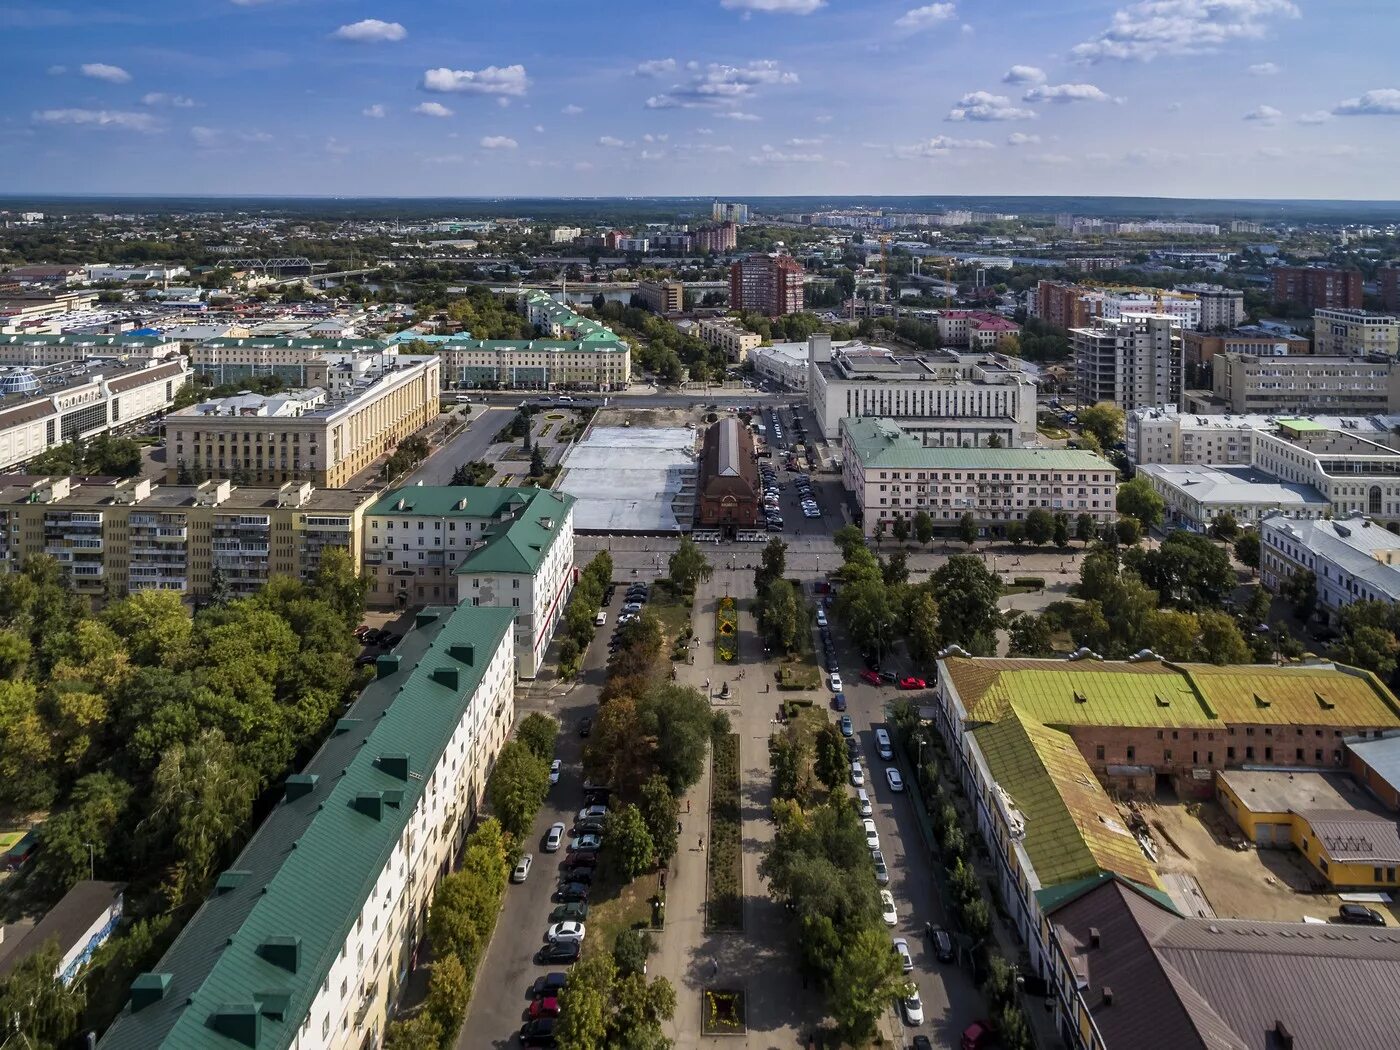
[686, 799, 691, 813]
[677, 820, 682, 834]
[699, 835, 704, 850]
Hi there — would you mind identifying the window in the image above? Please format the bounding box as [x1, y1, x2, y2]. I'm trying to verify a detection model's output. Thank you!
[1125, 746, 1135, 761]
[1095, 745, 1104, 761]
[1228, 747, 1236, 760]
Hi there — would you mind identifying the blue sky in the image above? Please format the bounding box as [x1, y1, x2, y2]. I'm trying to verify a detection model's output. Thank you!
[4, 0, 1398, 199]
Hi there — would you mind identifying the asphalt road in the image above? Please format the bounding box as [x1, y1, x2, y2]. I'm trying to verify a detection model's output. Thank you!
[405, 407, 511, 487]
[466, 390, 797, 412]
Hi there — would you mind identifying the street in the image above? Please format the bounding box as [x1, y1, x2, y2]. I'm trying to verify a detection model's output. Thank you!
[405, 407, 511, 487]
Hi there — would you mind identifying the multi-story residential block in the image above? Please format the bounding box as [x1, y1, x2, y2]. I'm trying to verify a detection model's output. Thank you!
[809, 334, 1037, 446]
[615, 236, 649, 254]
[416, 333, 630, 392]
[0, 475, 372, 602]
[188, 336, 391, 385]
[1033, 280, 1091, 330]
[934, 310, 1021, 349]
[1071, 314, 1184, 411]
[1381, 267, 1400, 313]
[1124, 405, 1400, 467]
[166, 355, 440, 488]
[1313, 308, 1400, 357]
[1136, 461, 1329, 531]
[361, 486, 575, 678]
[1261, 514, 1400, 621]
[840, 417, 1118, 537]
[99, 604, 518, 1050]
[1204, 351, 1400, 414]
[729, 254, 804, 318]
[636, 279, 683, 315]
[711, 201, 749, 224]
[1177, 282, 1246, 330]
[1272, 265, 1363, 311]
[698, 317, 762, 362]
[1034, 281, 1206, 331]
[0, 332, 180, 366]
[694, 222, 737, 253]
[0, 359, 188, 471]
[1182, 326, 1310, 384]
[549, 226, 582, 244]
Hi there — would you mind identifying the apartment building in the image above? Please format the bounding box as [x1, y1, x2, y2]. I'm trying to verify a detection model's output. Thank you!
[840, 417, 1118, 537]
[935, 310, 1021, 350]
[1177, 283, 1246, 330]
[1071, 314, 1184, 412]
[636, 279, 683, 315]
[1124, 405, 1400, 467]
[1034, 281, 1205, 331]
[1182, 326, 1310, 381]
[1313, 308, 1400, 357]
[549, 226, 582, 244]
[166, 355, 440, 489]
[1272, 265, 1363, 311]
[698, 317, 762, 362]
[1381, 268, 1400, 313]
[1033, 280, 1091, 330]
[0, 475, 372, 602]
[729, 254, 804, 318]
[810, 333, 1037, 446]
[1252, 422, 1400, 522]
[425, 333, 630, 391]
[711, 201, 749, 224]
[99, 604, 518, 1050]
[188, 336, 392, 385]
[1261, 514, 1400, 621]
[0, 359, 188, 471]
[0, 332, 180, 366]
[694, 222, 737, 254]
[1204, 351, 1400, 415]
[362, 486, 575, 678]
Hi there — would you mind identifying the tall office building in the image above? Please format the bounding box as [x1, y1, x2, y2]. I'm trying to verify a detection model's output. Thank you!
[1271, 266, 1363, 311]
[1072, 314, 1184, 411]
[729, 254, 804, 318]
[1178, 283, 1246, 330]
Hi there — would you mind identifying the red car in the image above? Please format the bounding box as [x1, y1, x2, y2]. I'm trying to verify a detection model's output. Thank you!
[529, 996, 560, 1019]
[860, 669, 882, 686]
[898, 676, 927, 690]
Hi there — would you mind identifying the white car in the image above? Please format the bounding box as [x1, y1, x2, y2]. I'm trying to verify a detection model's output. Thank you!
[885, 768, 904, 793]
[903, 989, 924, 1026]
[863, 818, 880, 851]
[830, 673, 843, 692]
[880, 889, 898, 926]
[893, 937, 913, 973]
[816, 609, 828, 628]
[851, 761, 865, 787]
[511, 853, 533, 883]
[546, 921, 586, 943]
[871, 849, 889, 884]
[544, 822, 566, 852]
[578, 804, 608, 822]
[549, 759, 562, 785]
[595, 611, 607, 626]
[856, 788, 872, 817]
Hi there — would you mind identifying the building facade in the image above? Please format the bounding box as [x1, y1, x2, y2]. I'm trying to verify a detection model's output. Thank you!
[696, 418, 760, 535]
[729, 254, 804, 318]
[1205, 351, 1400, 415]
[1071, 314, 1183, 412]
[1124, 406, 1400, 467]
[711, 201, 749, 224]
[749, 342, 809, 390]
[361, 486, 576, 679]
[1178, 283, 1246, 330]
[166, 356, 440, 489]
[1272, 265, 1363, 311]
[636, 280, 683, 315]
[694, 222, 738, 254]
[698, 318, 762, 362]
[1313, 308, 1400, 358]
[1182, 327, 1311, 386]
[1381, 268, 1400, 313]
[188, 337, 392, 385]
[1261, 514, 1400, 624]
[1136, 462, 1329, 531]
[841, 417, 1118, 537]
[99, 604, 518, 1050]
[935, 310, 1021, 349]
[0, 332, 180, 366]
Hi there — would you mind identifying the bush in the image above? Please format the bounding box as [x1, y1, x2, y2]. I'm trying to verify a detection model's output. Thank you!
[707, 731, 743, 930]
[1011, 577, 1045, 590]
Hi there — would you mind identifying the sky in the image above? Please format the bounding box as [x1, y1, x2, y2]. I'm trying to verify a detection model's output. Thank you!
[3, 0, 1399, 200]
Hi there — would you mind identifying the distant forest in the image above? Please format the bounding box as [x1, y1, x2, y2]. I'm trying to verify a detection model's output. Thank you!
[2, 194, 1397, 224]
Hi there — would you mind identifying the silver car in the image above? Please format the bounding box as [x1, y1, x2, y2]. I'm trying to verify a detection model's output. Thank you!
[511, 853, 533, 883]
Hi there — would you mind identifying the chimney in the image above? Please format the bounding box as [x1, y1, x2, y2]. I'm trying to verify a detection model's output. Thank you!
[284, 773, 318, 802]
[375, 654, 401, 679]
[1089, 927, 1101, 948]
[1274, 1021, 1294, 1050]
[129, 973, 171, 1012]
[1101, 986, 1113, 1006]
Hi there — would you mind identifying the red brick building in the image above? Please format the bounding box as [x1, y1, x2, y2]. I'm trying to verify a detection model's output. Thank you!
[696, 418, 760, 536]
[1380, 267, 1400, 313]
[730, 253, 804, 318]
[1271, 266, 1363, 311]
[1034, 280, 1091, 330]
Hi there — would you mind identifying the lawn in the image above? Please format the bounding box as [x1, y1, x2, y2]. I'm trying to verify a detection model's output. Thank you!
[777, 662, 820, 690]
[707, 731, 743, 932]
[581, 856, 658, 959]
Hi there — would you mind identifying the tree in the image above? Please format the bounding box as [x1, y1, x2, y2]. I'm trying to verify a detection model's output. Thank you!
[913, 510, 934, 547]
[1077, 401, 1125, 449]
[929, 556, 1002, 654]
[771, 734, 801, 801]
[1116, 516, 1142, 546]
[606, 803, 657, 878]
[425, 953, 471, 1039]
[987, 433, 1004, 448]
[1282, 569, 1318, 622]
[828, 927, 914, 1043]
[1076, 512, 1097, 545]
[529, 443, 546, 478]
[882, 551, 909, 588]
[891, 515, 910, 544]
[487, 740, 550, 839]
[557, 954, 615, 1050]
[814, 722, 848, 792]
[1053, 512, 1070, 549]
[667, 536, 712, 595]
[904, 589, 941, 666]
[384, 1014, 444, 1050]
[1197, 610, 1252, 665]
[1005, 520, 1025, 547]
[34, 771, 132, 893]
[101, 589, 192, 667]
[832, 524, 865, 560]
[1233, 530, 1260, 571]
[638, 774, 679, 863]
[754, 537, 787, 593]
[613, 929, 652, 978]
[1129, 531, 1236, 611]
[756, 578, 801, 656]
[833, 577, 897, 658]
[1333, 601, 1400, 682]
[1008, 614, 1054, 657]
[0, 941, 85, 1047]
[1117, 475, 1164, 531]
[1145, 609, 1201, 660]
[958, 512, 978, 548]
[1209, 512, 1240, 541]
[1024, 508, 1054, 546]
[636, 683, 716, 796]
[517, 712, 559, 763]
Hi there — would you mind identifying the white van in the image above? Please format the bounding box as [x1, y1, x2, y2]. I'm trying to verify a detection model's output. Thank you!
[875, 728, 893, 761]
[595, 611, 607, 626]
[856, 788, 872, 817]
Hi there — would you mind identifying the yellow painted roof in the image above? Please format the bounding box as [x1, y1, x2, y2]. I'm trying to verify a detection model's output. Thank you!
[974, 710, 1161, 890]
[1187, 664, 1400, 727]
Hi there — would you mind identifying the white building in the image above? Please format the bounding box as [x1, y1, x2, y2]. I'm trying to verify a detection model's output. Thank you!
[550, 226, 582, 244]
[809, 333, 1037, 447]
[750, 341, 810, 390]
[85, 264, 188, 284]
[362, 486, 576, 679]
[616, 237, 650, 253]
[1178, 284, 1246, 330]
[1260, 515, 1400, 621]
[841, 417, 1118, 537]
[698, 317, 762, 362]
[1201, 352, 1400, 415]
[1125, 406, 1400, 468]
[1072, 314, 1184, 412]
[1136, 462, 1329, 531]
[0, 332, 180, 366]
[98, 604, 518, 1050]
[1252, 423, 1400, 523]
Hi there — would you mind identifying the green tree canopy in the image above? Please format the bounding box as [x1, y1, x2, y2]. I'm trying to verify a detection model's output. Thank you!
[929, 556, 1002, 655]
[667, 536, 713, 595]
[1117, 475, 1164, 531]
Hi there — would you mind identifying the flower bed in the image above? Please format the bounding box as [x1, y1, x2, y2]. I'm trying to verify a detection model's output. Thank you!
[706, 731, 743, 931]
[715, 595, 738, 663]
[701, 988, 747, 1036]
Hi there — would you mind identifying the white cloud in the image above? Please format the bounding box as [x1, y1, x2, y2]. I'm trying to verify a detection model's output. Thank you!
[786, 136, 824, 146]
[142, 92, 196, 108]
[642, 132, 670, 143]
[422, 64, 529, 97]
[1296, 109, 1332, 124]
[561, 104, 584, 116]
[1006, 131, 1041, 145]
[598, 135, 627, 147]
[534, 124, 545, 133]
[80, 62, 131, 84]
[363, 104, 386, 118]
[1332, 89, 1400, 116]
[636, 58, 677, 77]
[333, 19, 406, 42]
[644, 59, 796, 110]
[1022, 82, 1114, 103]
[480, 135, 518, 149]
[894, 3, 956, 31]
[1071, 0, 1300, 63]
[697, 127, 714, 134]
[1031, 153, 1074, 164]
[946, 90, 1036, 121]
[720, 0, 825, 13]
[47, 65, 67, 75]
[1001, 65, 1046, 85]
[749, 144, 823, 163]
[1248, 61, 1280, 75]
[190, 125, 273, 148]
[639, 149, 667, 161]
[895, 135, 995, 158]
[33, 108, 158, 131]
[573, 161, 594, 171]
[1243, 103, 1281, 123]
[1123, 146, 1181, 164]
[325, 137, 350, 156]
[413, 101, 454, 118]
[718, 111, 761, 121]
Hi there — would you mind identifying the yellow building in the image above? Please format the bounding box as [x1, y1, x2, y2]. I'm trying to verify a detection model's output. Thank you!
[699, 317, 763, 362]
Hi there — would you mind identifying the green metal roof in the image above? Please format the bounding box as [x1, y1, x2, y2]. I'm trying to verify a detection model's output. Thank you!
[200, 336, 389, 352]
[0, 333, 173, 347]
[99, 605, 516, 1050]
[842, 417, 1112, 472]
[1035, 871, 1180, 917]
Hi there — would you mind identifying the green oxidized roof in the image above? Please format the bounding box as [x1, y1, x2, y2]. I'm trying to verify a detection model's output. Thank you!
[98, 604, 516, 1050]
[842, 417, 1112, 472]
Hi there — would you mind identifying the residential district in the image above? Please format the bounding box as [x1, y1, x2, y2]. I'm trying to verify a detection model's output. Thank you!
[4, 201, 1400, 1050]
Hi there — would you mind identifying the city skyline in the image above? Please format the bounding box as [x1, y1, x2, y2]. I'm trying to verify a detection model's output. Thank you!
[3, 1, 1399, 199]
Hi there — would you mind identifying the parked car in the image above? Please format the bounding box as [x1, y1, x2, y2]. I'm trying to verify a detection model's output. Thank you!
[860, 669, 881, 686]
[1338, 903, 1387, 926]
[880, 889, 898, 926]
[578, 804, 608, 822]
[961, 1021, 995, 1050]
[871, 849, 889, 885]
[856, 788, 872, 817]
[511, 854, 533, 883]
[520, 1017, 559, 1046]
[563, 850, 598, 868]
[932, 925, 955, 963]
[826, 653, 840, 672]
[879, 670, 899, 683]
[549, 903, 588, 923]
[558, 866, 595, 885]
[529, 996, 561, 1019]
[553, 883, 590, 903]
[832, 692, 847, 712]
[578, 717, 593, 738]
[622, 602, 643, 614]
[549, 759, 562, 785]
[544, 823, 566, 853]
[845, 737, 860, 759]
[829, 673, 843, 692]
[573, 819, 605, 836]
[546, 921, 586, 943]
[864, 818, 880, 851]
[903, 990, 924, 1026]
[839, 714, 853, 738]
[886, 768, 905, 793]
[569, 834, 602, 853]
[531, 972, 568, 999]
[899, 676, 927, 690]
[594, 611, 607, 626]
[893, 937, 914, 973]
[851, 761, 865, 787]
[534, 940, 580, 965]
